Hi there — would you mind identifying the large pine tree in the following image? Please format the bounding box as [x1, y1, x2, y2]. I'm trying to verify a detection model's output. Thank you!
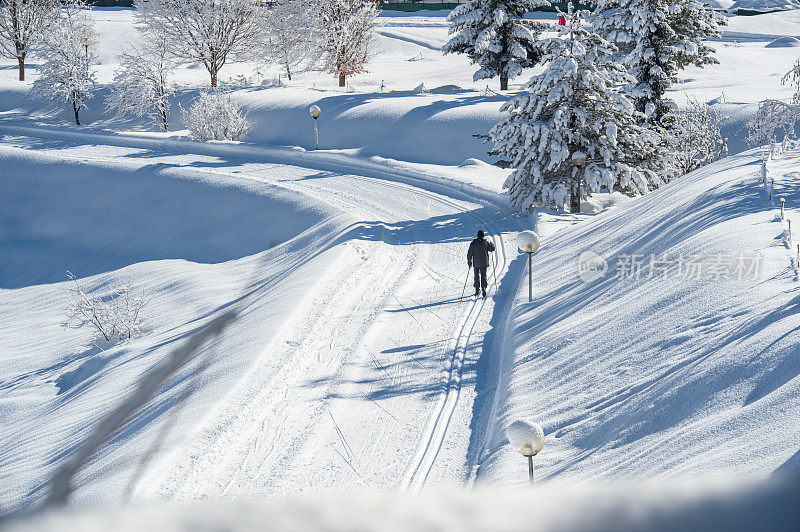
[489, 6, 665, 213]
[442, 0, 548, 90]
[593, 0, 723, 120]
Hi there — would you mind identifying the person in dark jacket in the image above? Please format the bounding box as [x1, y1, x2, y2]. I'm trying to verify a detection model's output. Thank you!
[467, 230, 495, 297]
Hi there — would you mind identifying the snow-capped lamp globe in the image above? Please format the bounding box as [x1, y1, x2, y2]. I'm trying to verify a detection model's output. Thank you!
[571, 150, 587, 167]
[309, 105, 321, 150]
[517, 231, 540, 302]
[506, 420, 546, 485]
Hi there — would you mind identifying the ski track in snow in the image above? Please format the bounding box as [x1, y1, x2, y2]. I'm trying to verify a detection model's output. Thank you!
[0, 124, 522, 505]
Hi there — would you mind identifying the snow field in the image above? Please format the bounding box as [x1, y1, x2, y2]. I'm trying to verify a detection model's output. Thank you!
[0, 123, 524, 511]
[2, 3, 800, 524]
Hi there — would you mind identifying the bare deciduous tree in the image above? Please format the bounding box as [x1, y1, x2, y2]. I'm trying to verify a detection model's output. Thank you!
[321, 0, 378, 87]
[135, 0, 262, 87]
[107, 32, 175, 131]
[663, 97, 728, 174]
[182, 90, 251, 140]
[260, 0, 323, 81]
[0, 0, 59, 81]
[31, 0, 97, 126]
[747, 59, 800, 147]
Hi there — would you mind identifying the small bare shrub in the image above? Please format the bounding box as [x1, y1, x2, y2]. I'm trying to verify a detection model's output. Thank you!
[64, 271, 150, 342]
[181, 91, 251, 141]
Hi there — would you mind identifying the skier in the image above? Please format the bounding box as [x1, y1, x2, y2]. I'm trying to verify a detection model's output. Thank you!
[467, 230, 495, 297]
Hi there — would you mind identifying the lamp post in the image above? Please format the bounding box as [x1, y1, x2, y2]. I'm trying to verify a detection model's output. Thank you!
[506, 420, 545, 485]
[571, 150, 586, 213]
[309, 105, 321, 150]
[517, 231, 540, 302]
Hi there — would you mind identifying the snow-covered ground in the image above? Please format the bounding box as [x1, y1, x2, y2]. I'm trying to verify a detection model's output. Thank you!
[1, 5, 800, 527]
[6, 477, 800, 531]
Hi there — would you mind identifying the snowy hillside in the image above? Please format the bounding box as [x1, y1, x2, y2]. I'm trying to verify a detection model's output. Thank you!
[477, 146, 800, 484]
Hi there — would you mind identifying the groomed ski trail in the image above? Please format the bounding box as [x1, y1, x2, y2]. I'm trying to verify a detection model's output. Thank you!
[0, 125, 520, 499]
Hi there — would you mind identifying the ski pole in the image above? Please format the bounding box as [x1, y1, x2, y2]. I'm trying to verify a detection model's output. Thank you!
[490, 242, 498, 292]
[460, 266, 470, 300]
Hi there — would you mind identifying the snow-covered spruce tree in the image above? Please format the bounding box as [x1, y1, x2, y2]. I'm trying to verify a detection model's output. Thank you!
[593, 0, 723, 121]
[106, 33, 174, 131]
[182, 90, 251, 141]
[135, 0, 262, 87]
[260, 0, 323, 81]
[31, 0, 97, 126]
[490, 6, 664, 213]
[0, 0, 59, 81]
[321, 0, 378, 87]
[442, 0, 548, 91]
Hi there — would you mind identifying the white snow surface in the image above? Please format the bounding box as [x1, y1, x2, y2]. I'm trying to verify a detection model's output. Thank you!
[729, 0, 800, 12]
[1, 6, 800, 526]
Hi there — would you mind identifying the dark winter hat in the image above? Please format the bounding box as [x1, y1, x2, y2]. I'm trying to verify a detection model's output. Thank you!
[477, 230, 484, 238]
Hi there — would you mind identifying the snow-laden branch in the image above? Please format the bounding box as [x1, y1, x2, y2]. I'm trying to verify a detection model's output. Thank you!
[64, 271, 151, 343]
[182, 90, 251, 140]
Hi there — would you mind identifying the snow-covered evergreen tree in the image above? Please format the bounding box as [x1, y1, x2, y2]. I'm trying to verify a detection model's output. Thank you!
[31, 0, 97, 126]
[134, 0, 262, 87]
[593, 0, 723, 120]
[490, 6, 664, 213]
[0, 0, 59, 81]
[106, 32, 175, 131]
[320, 0, 378, 87]
[260, 0, 323, 81]
[442, 0, 548, 90]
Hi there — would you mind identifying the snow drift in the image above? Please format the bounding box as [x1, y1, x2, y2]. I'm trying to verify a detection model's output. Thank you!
[0, 145, 325, 288]
[477, 147, 800, 484]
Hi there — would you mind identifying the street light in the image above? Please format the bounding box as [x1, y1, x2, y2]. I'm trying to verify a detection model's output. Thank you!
[517, 231, 540, 302]
[506, 420, 545, 485]
[572, 151, 586, 213]
[309, 105, 321, 150]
